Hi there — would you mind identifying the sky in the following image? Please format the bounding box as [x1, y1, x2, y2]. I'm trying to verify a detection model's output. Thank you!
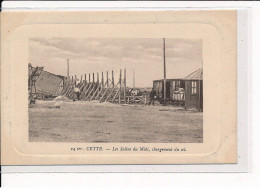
[29, 38, 202, 88]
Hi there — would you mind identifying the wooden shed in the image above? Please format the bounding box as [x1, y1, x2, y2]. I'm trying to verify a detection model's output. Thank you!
[153, 79, 185, 101]
[184, 68, 203, 111]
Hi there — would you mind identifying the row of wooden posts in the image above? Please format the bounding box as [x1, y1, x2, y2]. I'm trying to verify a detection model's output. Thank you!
[61, 69, 127, 104]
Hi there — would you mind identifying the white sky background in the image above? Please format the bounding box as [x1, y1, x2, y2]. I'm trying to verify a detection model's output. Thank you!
[29, 38, 202, 88]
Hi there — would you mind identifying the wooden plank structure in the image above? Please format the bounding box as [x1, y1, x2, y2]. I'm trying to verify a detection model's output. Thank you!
[184, 68, 203, 112]
[152, 68, 203, 111]
[61, 69, 128, 104]
[153, 79, 186, 102]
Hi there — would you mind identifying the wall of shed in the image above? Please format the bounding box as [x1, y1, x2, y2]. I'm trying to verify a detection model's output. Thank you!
[185, 80, 203, 111]
[153, 80, 186, 100]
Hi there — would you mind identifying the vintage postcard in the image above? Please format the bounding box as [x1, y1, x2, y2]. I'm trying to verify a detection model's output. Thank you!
[1, 10, 237, 165]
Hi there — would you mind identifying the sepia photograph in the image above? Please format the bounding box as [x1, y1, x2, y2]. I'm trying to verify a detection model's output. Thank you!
[28, 38, 203, 143]
[1, 10, 237, 165]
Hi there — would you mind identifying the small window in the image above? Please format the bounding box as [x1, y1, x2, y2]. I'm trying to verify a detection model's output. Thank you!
[191, 81, 197, 94]
[172, 81, 176, 91]
[176, 81, 181, 91]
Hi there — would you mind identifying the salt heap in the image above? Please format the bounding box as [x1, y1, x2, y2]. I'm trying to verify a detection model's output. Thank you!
[53, 95, 70, 102]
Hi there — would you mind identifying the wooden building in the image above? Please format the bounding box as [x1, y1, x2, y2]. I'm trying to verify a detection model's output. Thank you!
[30, 66, 66, 98]
[152, 68, 203, 111]
[153, 79, 185, 101]
[184, 68, 203, 111]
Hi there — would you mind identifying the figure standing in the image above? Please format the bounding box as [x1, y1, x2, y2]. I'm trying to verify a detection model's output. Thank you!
[149, 88, 156, 105]
[73, 84, 80, 101]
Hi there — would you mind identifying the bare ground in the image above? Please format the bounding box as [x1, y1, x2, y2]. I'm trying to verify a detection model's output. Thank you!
[29, 100, 203, 143]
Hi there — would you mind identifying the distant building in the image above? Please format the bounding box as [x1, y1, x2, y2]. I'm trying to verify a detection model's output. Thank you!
[152, 68, 203, 111]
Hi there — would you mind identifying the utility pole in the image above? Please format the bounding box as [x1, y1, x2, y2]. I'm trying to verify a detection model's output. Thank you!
[163, 38, 166, 106]
[66, 58, 70, 88]
[133, 69, 135, 89]
[67, 58, 70, 79]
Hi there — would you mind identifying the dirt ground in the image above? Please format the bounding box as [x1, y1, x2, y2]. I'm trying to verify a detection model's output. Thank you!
[29, 100, 203, 143]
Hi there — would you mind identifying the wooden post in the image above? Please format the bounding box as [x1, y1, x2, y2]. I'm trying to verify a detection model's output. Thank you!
[83, 82, 93, 100]
[80, 75, 83, 83]
[105, 83, 118, 102]
[75, 75, 77, 86]
[106, 71, 109, 87]
[102, 72, 104, 88]
[112, 70, 114, 87]
[90, 84, 101, 100]
[93, 73, 95, 83]
[95, 79, 107, 100]
[97, 72, 99, 83]
[100, 82, 112, 102]
[198, 80, 201, 112]
[163, 38, 167, 106]
[119, 69, 122, 104]
[112, 89, 120, 103]
[124, 68, 126, 103]
[85, 74, 87, 82]
[89, 73, 91, 83]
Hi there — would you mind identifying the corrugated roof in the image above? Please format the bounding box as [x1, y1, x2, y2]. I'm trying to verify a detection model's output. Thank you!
[184, 68, 203, 80]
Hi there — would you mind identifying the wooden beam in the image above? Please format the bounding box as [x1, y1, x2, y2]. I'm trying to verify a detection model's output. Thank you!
[64, 84, 72, 97]
[79, 82, 89, 99]
[100, 82, 112, 102]
[61, 85, 69, 96]
[124, 68, 126, 104]
[105, 83, 119, 102]
[95, 80, 107, 100]
[163, 38, 166, 105]
[90, 83, 101, 100]
[112, 88, 120, 103]
[67, 87, 75, 99]
[83, 82, 94, 100]
[66, 81, 74, 97]
[102, 72, 104, 88]
[86, 83, 96, 100]
[106, 71, 109, 87]
[119, 69, 122, 104]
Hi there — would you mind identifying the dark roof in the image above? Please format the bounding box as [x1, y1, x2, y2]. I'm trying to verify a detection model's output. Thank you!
[153, 68, 203, 82]
[184, 68, 203, 80]
[153, 78, 184, 82]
